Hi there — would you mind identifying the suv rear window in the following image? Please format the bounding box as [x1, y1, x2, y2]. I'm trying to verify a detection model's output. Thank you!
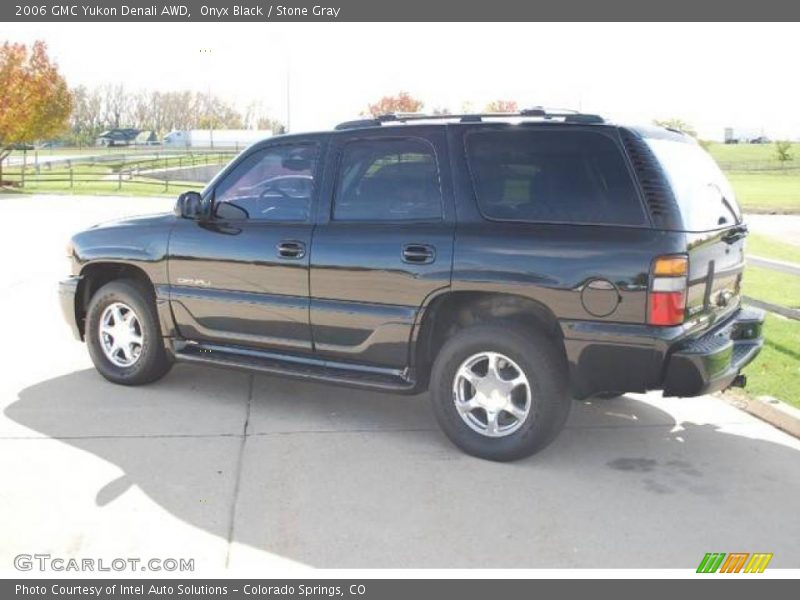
[645, 137, 742, 231]
[466, 129, 646, 226]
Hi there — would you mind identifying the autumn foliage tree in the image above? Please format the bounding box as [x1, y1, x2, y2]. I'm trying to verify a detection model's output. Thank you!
[485, 100, 518, 113]
[365, 92, 424, 117]
[0, 41, 71, 185]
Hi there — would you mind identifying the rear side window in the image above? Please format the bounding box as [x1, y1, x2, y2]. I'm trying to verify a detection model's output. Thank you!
[645, 137, 741, 231]
[334, 138, 442, 221]
[466, 129, 646, 226]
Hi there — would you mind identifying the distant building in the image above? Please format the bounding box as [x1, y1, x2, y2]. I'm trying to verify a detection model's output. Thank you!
[134, 130, 159, 145]
[724, 127, 768, 144]
[96, 128, 140, 147]
[162, 129, 272, 149]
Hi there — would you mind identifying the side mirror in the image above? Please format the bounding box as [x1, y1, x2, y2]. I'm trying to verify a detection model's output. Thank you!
[174, 191, 204, 219]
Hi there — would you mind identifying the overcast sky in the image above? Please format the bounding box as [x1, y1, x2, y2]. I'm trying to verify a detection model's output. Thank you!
[5, 22, 799, 139]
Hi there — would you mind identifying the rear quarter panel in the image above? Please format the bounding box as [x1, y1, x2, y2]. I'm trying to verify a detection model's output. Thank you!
[446, 124, 688, 397]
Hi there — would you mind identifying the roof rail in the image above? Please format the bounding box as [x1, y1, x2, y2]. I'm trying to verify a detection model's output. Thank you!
[335, 107, 604, 130]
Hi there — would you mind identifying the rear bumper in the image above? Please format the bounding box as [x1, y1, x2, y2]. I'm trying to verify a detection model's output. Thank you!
[561, 306, 765, 399]
[58, 276, 83, 340]
[662, 306, 764, 397]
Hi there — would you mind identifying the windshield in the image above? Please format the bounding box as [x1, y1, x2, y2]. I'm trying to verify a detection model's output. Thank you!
[645, 138, 741, 231]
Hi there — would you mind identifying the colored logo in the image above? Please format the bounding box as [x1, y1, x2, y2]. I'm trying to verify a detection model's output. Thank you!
[697, 552, 773, 573]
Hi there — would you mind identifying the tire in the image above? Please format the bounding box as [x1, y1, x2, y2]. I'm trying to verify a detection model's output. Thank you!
[85, 279, 172, 385]
[429, 323, 571, 461]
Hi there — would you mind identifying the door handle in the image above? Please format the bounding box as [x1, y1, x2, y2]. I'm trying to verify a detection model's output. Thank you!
[276, 240, 306, 259]
[402, 243, 436, 264]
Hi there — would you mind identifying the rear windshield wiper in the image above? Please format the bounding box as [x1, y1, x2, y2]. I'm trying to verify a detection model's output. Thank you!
[721, 195, 741, 225]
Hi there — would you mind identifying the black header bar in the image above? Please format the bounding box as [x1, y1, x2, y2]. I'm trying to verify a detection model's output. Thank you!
[3, 0, 800, 22]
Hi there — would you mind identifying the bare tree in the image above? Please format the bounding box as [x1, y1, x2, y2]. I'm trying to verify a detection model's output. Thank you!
[101, 84, 128, 129]
[65, 83, 283, 141]
[130, 90, 152, 130]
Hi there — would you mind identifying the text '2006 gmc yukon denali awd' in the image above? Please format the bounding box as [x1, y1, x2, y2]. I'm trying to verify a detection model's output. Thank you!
[60, 109, 764, 461]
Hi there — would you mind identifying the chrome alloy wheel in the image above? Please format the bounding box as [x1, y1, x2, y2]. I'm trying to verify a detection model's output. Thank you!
[98, 302, 144, 367]
[452, 351, 532, 437]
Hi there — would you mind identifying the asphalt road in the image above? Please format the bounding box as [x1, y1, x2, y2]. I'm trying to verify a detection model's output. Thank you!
[1, 194, 799, 572]
[747, 213, 800, 247]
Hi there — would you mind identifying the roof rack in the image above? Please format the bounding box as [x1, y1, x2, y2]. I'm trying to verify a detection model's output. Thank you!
[334, 107, 605, 130]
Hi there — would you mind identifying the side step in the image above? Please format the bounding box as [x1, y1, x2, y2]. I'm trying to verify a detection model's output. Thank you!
[172, 341, 417, 393]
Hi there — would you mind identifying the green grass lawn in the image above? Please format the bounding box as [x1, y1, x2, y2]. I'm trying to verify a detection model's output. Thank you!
[707, 142, 799, 168]
[704, 142, 800, 213]
[747, 234, 800, 264]
[741, 313, 800, 408]
[743, 266, 800, 308]
[727, 171, 800, 213]
[739, 248, 800, 407]
[703, 142, 800, 213]
[0, 163, 204, 197]
[0, 152, 223, 197]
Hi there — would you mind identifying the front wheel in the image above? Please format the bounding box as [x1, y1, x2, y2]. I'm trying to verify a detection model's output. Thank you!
[85, 279, 173, 385]
[429, 323, 571, 461]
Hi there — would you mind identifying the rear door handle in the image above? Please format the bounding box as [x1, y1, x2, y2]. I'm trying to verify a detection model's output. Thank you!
[276, 240, 306, 259]
[402, 243, 436, 264]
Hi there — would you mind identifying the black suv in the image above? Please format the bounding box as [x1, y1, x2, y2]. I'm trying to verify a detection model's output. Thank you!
[60, 109, 764, 461]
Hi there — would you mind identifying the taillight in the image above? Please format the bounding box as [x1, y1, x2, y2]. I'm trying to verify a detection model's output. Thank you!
[648, 255, 688, 326]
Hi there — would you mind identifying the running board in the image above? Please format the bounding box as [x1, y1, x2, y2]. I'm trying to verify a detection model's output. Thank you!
[172, 341, 417, 393]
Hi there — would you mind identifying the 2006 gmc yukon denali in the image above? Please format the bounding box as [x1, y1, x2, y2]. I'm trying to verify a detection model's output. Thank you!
[60, 109, 765, 461]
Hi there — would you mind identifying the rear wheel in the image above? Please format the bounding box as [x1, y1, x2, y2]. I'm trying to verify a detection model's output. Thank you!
[430, 323, 571, 461]
[85, 279, 172, 385]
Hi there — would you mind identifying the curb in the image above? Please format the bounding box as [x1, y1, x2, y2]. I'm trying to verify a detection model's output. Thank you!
[724, 393, 800, 439]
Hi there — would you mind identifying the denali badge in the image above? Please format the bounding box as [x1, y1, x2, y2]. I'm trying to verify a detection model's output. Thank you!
[176, 278, 211, 288]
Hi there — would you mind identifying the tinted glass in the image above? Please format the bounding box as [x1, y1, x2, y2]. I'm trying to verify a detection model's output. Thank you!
[646, 138, 741, 231]
[334, 138, 442, 221]
[214, 143, 318, 221]
[466, 129, 646, 225]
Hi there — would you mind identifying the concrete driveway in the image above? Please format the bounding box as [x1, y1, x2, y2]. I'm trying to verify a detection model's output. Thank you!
[1, 194, 799, 572]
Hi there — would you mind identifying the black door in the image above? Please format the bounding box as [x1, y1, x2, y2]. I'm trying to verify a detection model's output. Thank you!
[309, 129, 455, 368]
[168, 139, 323, 353]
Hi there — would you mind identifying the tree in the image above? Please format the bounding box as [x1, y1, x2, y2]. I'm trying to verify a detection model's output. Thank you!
[243, 100, 286, 134]
[775, 141, 793, 167]
[68, 85, 101, 146]
[101, 83, 128, 130]
[0, 41, 71, 185]
[485, 100, 518, 113]
[654, 118, 697, 138]
[256, 117, 286, 135]
[364, 92, 424, 117]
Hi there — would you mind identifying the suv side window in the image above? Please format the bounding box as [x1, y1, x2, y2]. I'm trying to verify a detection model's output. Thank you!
[213, 143, 318, 222]
[334, 138, 442, 221]
[466, 129, 646, 226]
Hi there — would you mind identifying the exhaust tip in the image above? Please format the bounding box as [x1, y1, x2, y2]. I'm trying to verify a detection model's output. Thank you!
[732, 374, 747, 388]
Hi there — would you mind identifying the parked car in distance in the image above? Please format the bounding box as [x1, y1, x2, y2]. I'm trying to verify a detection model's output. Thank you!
[60, 109, 764, 461]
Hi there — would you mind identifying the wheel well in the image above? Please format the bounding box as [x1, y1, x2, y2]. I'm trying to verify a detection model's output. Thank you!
[413, 292, 564, 386]
[75, 262, 154, 338]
